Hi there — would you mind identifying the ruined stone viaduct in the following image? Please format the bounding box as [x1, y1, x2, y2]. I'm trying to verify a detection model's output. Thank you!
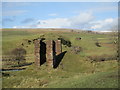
[34, 38, 62, 68]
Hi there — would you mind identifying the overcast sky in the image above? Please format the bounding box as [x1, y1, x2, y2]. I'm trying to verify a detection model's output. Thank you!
[2, 2, 118, 31]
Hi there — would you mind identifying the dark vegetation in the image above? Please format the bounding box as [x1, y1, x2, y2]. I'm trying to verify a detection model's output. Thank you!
[11, 48, 27, 65]
[58, 37, 72, 47]
[95, 42, 101, 47]
[2, 72, 10, 77]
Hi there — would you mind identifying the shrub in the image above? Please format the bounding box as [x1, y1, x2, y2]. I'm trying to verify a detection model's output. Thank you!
[95, 42, 101, 47]
[11, 48, 27, 65]
[58, 38, 72, 47]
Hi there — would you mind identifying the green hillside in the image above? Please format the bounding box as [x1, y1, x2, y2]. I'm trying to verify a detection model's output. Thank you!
[2, 29, 118, 88]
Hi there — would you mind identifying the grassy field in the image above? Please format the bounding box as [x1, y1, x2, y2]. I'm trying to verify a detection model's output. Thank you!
[2, 28, 119, 88]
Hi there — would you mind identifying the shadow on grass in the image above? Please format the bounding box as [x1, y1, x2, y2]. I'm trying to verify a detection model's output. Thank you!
[53, 51, 67, 68]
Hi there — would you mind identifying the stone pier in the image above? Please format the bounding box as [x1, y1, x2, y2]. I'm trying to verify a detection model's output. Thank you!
[46, 40, 53, 67]
[55, 40, 62, 68]
[34, 39, 41, 67]
[55, 40, 62, 55]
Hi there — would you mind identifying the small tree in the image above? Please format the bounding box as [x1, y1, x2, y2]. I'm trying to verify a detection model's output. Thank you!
[11, 48, 26, 65]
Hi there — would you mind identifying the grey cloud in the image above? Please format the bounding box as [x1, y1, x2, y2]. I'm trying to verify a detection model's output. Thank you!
[37, 21, 46, 24]
[37, 21, 41, 24]
[21, 18, 35, 23]
[2, 17, 15, 26]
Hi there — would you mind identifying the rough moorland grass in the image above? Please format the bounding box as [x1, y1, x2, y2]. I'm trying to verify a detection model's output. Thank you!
[47, 70, 118, 88]
[2, 63, 118, 88]
[2, 29, 118, 88]
[2, 30, 41, 55]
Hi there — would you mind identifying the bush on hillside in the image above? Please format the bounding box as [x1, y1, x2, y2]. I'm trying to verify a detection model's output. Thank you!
[58, 38, 72, 47]
[11, 48, 27, 65]
[95, 42, 101, 47]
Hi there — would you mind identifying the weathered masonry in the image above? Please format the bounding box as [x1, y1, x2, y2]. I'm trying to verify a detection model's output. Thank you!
[34, 39, 62, 68]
